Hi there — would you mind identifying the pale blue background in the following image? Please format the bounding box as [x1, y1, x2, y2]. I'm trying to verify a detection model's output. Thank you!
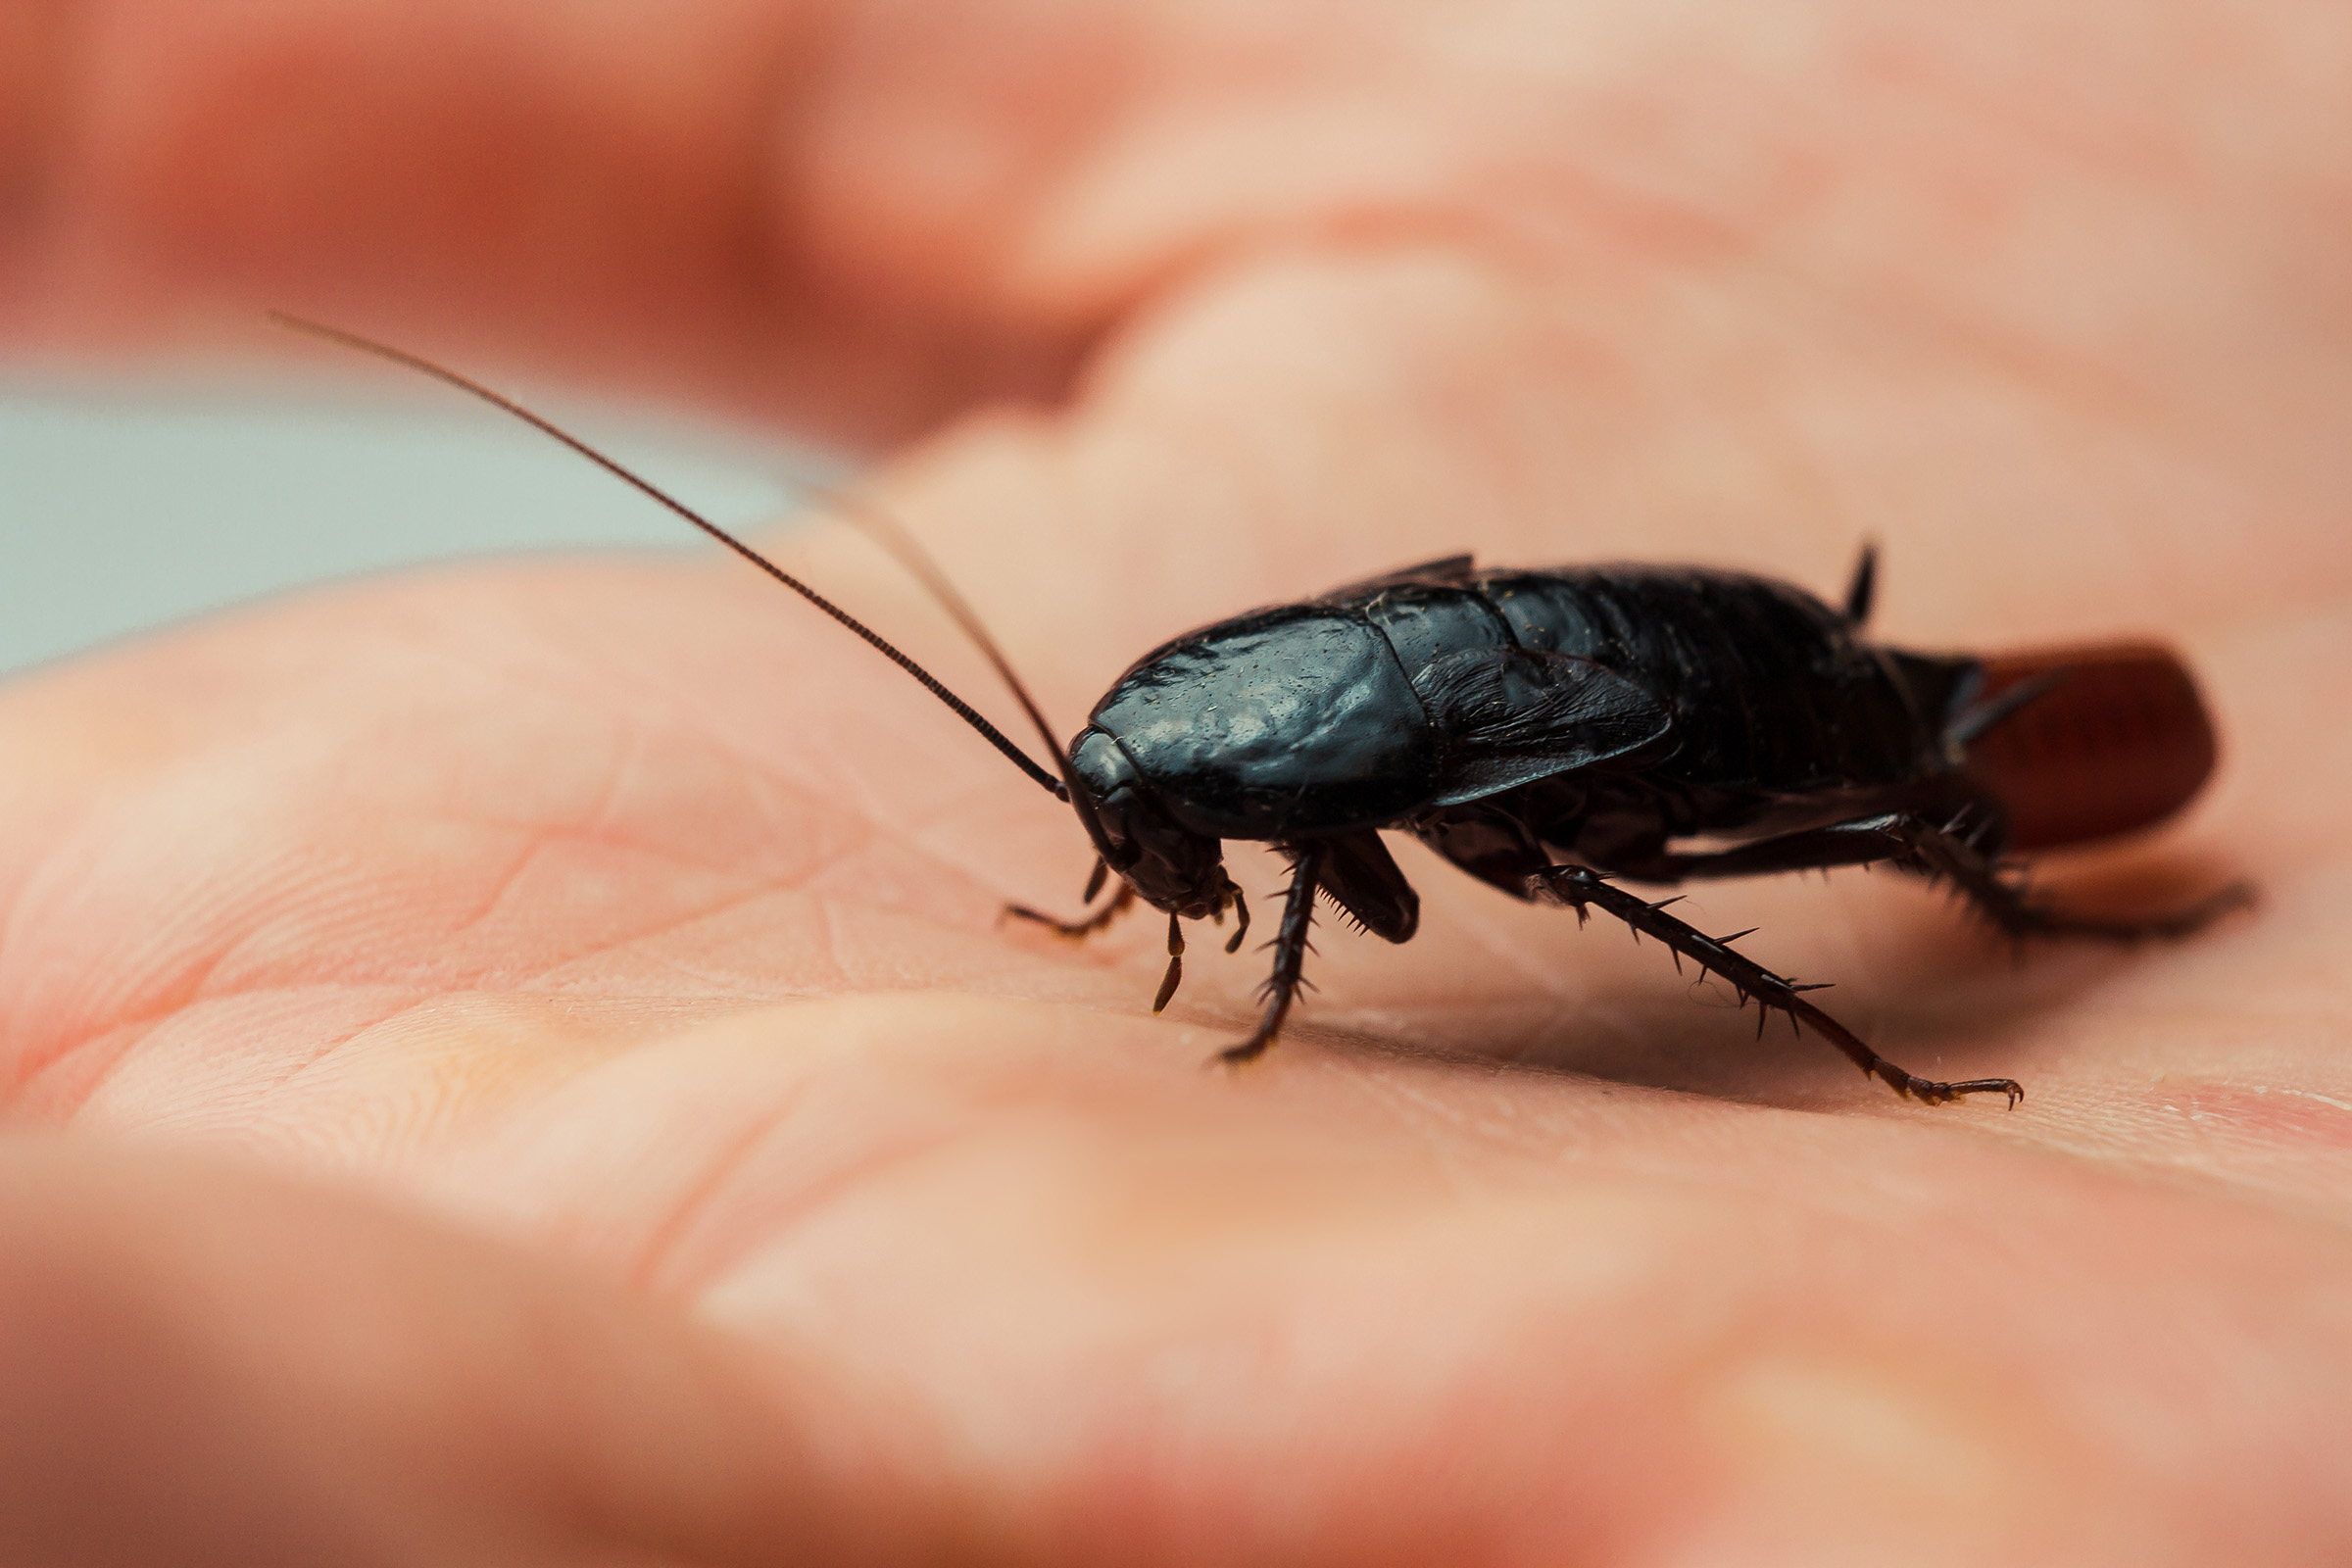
[0, 367, 827, 676]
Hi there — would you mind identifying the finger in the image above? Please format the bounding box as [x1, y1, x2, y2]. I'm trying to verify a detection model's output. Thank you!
[0, 1133, 964, 1566]
[4, 0, 1147, 437]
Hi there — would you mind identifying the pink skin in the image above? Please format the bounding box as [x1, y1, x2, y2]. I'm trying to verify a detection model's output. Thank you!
[6, 1, 2352, 1561]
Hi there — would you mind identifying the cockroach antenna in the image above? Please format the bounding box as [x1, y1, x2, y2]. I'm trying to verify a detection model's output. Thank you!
[268, 312, 1120, 858]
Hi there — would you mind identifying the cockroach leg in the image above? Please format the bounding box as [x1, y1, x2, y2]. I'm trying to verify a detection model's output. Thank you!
[1609, 810, 2251, 945]
[1004, 879, 1138, 940]
[1214, 844, 1324, 1067]
[1538, 865, 2024, 1108]
[1890, 819, 2254, 942]
[1224, 887, 1251, 954]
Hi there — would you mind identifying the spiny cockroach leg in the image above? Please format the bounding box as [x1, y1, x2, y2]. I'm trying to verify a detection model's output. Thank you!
[1214, 843, 1324, 1067]
[1888, 817, 2254, 942]
[1537, 864, 2023, 1108]
[1623, 812, 2249, 945]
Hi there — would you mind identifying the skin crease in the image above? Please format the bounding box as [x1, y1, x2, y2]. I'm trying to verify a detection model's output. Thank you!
[5, 0, 2352, 1561]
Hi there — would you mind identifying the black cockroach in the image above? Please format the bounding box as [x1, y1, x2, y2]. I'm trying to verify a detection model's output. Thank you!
[276, 316, 2246, 1108]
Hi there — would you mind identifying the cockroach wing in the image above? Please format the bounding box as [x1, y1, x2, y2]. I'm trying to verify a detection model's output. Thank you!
[1415, 648, 1674, 807]
[1309, 830, 1421, 943]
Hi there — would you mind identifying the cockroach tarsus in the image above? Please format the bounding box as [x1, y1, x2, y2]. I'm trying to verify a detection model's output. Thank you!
[276, 315, 2250, 1109]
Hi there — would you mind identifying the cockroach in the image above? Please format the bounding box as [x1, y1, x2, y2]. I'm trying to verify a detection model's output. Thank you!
[276, 316, 2247, 1108]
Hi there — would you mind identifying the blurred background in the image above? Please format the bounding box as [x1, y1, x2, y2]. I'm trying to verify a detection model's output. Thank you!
[0, 363, 821, 676]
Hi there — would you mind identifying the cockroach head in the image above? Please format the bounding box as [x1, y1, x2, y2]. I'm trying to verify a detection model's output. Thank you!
[1069, 729, 1233, 917]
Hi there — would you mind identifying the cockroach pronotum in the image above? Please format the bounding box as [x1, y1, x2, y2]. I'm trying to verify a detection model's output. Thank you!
[275, 316, 2247, 1107]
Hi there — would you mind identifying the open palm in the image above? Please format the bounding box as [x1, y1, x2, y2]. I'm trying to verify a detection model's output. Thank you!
[6, 2, 2352, 1562]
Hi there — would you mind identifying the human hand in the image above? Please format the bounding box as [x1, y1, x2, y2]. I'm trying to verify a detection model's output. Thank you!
[7, 1, 2352, 1561]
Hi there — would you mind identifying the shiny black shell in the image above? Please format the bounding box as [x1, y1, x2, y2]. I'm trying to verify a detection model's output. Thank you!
[1078, 559, 1977, 846]
[1085, 605, 1443, 838]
